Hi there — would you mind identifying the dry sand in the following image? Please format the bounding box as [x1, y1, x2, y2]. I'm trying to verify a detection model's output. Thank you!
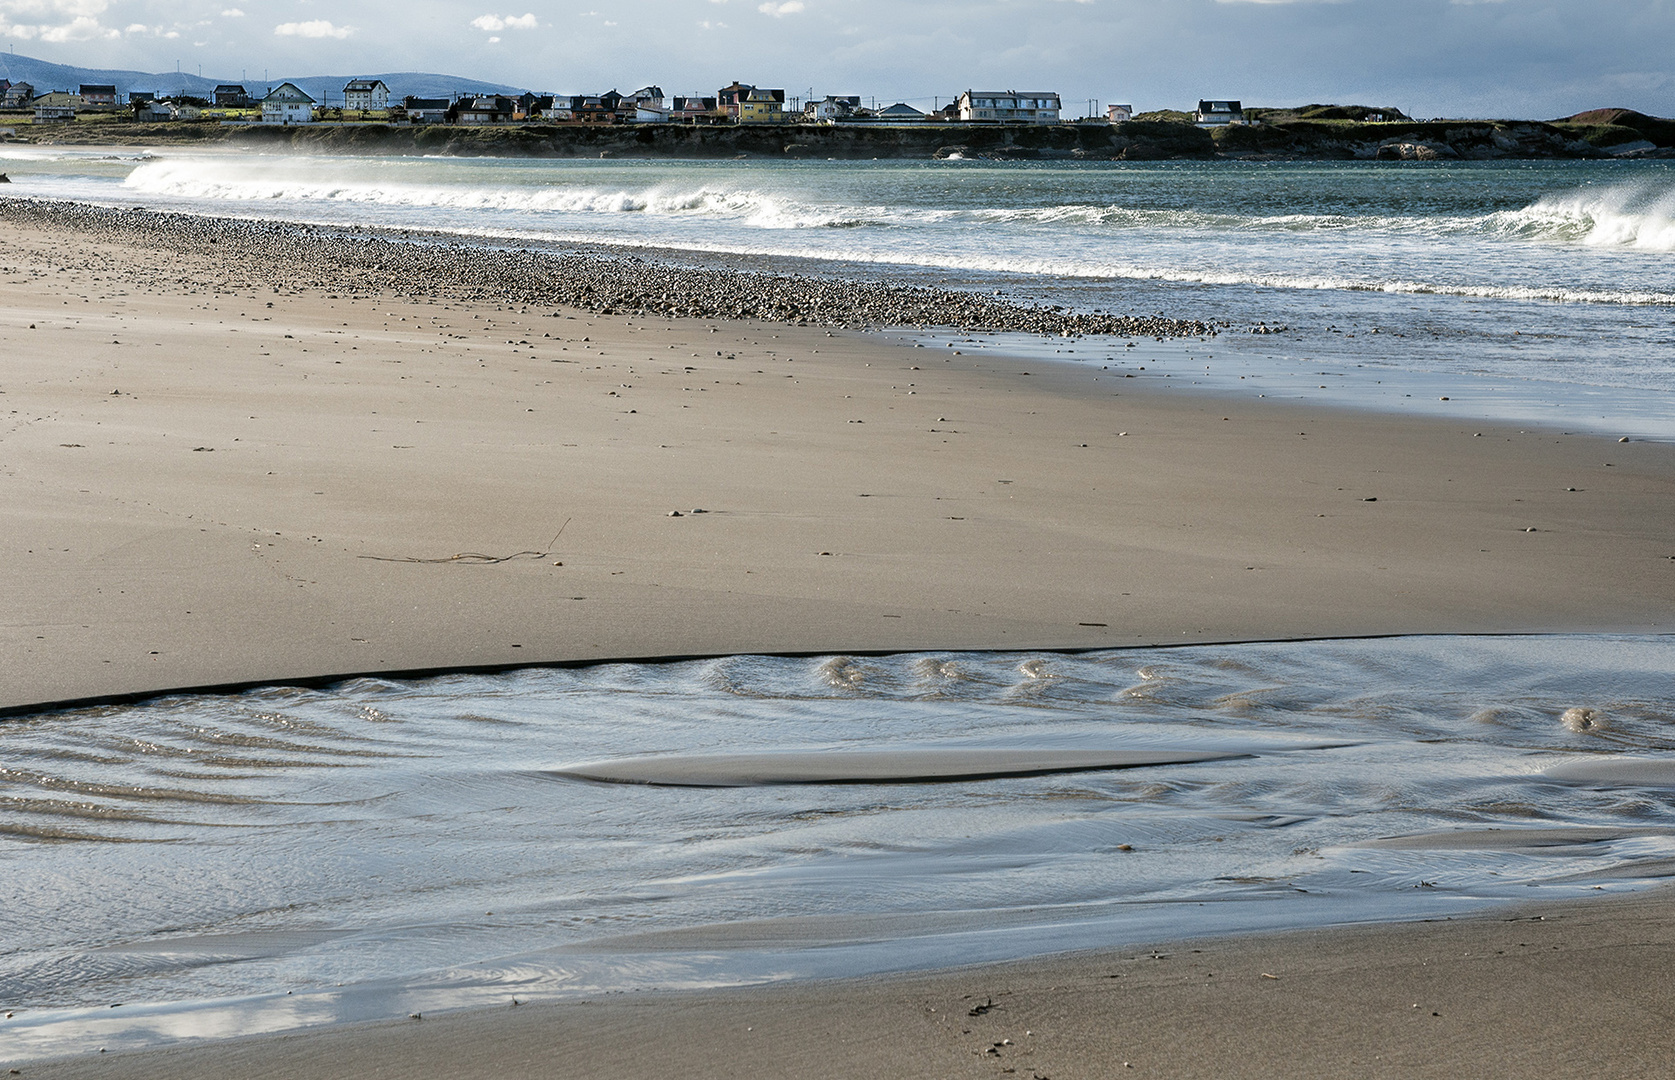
[5, 213, 1675, 1076]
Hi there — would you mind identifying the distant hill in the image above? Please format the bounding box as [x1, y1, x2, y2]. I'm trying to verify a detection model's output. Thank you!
[1249, 104, 1412, 123]
[0, 50, 522, 103]
[1559, 108, 1675, 147]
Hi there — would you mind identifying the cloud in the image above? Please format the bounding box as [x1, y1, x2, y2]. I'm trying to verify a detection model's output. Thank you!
[699, 18, 727, 27]
[487, 34, 499, 41]
[117, 21, 185, 38]
[472, 12, 537, 31]
[221, 7, 244, 15]
[1, 0, 117, 40]
[1, 0, 107, 16]
[39, 13, 113, 38]
[758, 0, 803, 13]
[273, 19, 352, 38]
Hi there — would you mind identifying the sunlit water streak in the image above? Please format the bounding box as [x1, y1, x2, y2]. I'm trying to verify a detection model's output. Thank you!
[3, 636, 1674, 1058]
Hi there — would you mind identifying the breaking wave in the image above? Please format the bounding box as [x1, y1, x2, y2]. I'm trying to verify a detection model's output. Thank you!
[1484, 182, 1675, 251]
[120, 159, 874, 229]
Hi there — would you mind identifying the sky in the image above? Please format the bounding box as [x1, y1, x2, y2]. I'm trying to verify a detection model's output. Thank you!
[1, 0, 1672, 119]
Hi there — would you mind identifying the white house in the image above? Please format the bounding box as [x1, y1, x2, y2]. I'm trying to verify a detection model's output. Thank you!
[1107, 103, 1133, 123]
[956, 91, 1061, 124]
[33, 101, 77, 123]
[805, 95, 860, 122]
[343, 79, 390, 110]
[262, 83, 316, 125]
[1194, 100, 1243, 126]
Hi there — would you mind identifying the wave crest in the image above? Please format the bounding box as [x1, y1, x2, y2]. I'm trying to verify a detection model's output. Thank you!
[119, 159, 872, 229]
[1486, 182, 1675, 251]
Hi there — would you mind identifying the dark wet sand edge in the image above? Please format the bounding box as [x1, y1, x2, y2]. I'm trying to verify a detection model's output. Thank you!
[6, 630, 1612, 721]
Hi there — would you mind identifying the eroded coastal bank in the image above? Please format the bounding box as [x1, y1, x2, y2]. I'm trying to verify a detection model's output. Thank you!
[10, 108, 1675, 160]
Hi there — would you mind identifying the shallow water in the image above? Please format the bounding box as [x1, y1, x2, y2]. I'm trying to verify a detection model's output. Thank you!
[4, 636, 1675, 1058]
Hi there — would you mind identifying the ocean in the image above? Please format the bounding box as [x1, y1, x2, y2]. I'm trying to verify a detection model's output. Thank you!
[3, 148, 1674, 1057]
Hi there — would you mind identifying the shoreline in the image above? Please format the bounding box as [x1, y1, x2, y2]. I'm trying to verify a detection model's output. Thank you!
[19, 884, 1675, 1078]
[5, 197, 1675, 1075]
[0, 197, 1222, 338]
[10, 629, 1654, 721]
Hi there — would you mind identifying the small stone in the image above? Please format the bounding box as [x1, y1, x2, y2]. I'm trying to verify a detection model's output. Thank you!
[667, 510, 683, 517]
[409, 1012, 422, 1020]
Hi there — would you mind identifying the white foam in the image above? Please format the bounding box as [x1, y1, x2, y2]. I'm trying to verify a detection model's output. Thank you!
[1489, 182, 1675, 252]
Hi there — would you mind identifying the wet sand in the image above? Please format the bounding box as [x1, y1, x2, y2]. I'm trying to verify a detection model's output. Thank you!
[5, 208, 1675, 1075]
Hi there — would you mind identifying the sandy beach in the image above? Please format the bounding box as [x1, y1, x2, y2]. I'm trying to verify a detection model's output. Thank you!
[5, 201, 1675, 1076]
[3, 206, 1671, 715]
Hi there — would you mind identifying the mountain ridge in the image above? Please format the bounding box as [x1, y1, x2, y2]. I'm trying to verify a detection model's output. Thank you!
[0, 50, 521, 103]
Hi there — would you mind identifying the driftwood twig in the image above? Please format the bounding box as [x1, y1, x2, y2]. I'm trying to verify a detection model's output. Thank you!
[359, 518, 570, 564]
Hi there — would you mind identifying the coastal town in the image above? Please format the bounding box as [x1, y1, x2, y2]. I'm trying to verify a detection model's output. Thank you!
[2, 75, 1231, 127]
[4, 74, 1667, 163]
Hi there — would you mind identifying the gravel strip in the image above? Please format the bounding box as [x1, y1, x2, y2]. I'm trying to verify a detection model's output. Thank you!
[1, 197, 1221, 338]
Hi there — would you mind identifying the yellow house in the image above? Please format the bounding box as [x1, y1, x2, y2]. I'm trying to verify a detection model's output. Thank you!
[738, 87, 785, 123]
